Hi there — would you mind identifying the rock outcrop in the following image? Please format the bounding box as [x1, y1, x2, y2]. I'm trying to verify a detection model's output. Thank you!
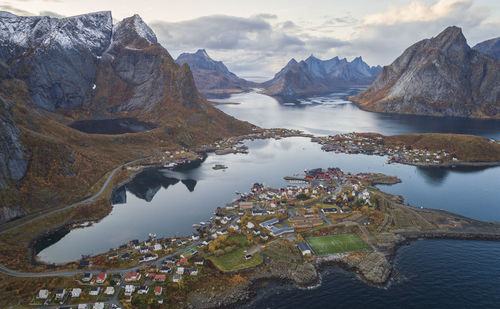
[262, 55, 381, 100]
[175, 49, 257, 98]
[350, 26, 500, 118]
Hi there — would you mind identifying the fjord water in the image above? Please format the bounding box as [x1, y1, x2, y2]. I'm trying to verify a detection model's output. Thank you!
[37, 89, 500, 308]
[37, 137, 500, 263]
[215, 89, 500, 139]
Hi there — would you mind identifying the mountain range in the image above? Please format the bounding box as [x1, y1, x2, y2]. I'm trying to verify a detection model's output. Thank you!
[350, 27, 500, 118]
[261, 55, 382, 100]
[175, 49, 257, 98]
[0, 11, 252, 222]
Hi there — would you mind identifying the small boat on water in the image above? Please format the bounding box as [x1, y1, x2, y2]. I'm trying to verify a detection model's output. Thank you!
[164, 162, 177, 169]
[148, 233, 156, 239]
[213, 164, 228, 170]
[192, 223, 201, 228]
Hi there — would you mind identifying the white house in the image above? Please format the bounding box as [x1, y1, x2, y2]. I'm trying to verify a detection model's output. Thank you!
[71, 288, 82, 298]
[246, 222, 255, 229]
[55, 289, 66, 299]
[153, 244, 162, 251]
[38, 289, 49, 299]
[104, 286, 115, 295]
[124, 285, 135, 296]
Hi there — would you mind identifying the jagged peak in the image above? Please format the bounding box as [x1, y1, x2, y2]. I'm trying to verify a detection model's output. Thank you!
[305, 54, 320, 62]
[195, 49, 210, 58]
[112, 13, 157, 47]
[432, 26, 468, 49]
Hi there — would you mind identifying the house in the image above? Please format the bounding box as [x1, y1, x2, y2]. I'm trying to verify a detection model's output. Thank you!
[96, 273, 107, 284]
[82, 272, 93, 282]
[78, 304, 89, 309]
[260, 218, 279, 229]
[108, 253, 118, 260]
[92, 302, 104, 309]
[297, 242, 312, 256]
[124, 272, 141, 282]
[154, 286, 163, 296]
[176, 267, 185, 275]
[89, 286, 100, 296]
[112, 274, 122, 283]
[140, 247, 149, 254]
[71, 288, 82, 298]
[260, 233, 269, 241]
[153, 244, 163, 251]
[239, 202, 254, 209]
[37, 289, 49, 299]
[252, 229, 261, 235]
[160, 266, 172, 273]
[193, 259, 205, 266]
[121, 252, 130, 260]
[124, 285, 135, 296]
[138, 286, 149, 295]
[173, 274, 182, 282]
[189, 268, 199, 276]
[79, 260, 92, 268]
[55, 289, 66, 299]
[246, 222, 255, 229]
[191, 235, 200, 241]
[154, 274, 166, 282]
[104, 286, 115, 295]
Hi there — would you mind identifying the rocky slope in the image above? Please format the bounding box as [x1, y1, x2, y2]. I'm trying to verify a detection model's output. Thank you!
[0, 11, 253, 223]
[175, 49, 257, 98]
[350, 26, 500, 118]
[473, 37, 500, 61]
[262, 55, 381, 100]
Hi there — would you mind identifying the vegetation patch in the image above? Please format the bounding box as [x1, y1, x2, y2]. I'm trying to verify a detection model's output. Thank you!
[207, 235, 263, 272]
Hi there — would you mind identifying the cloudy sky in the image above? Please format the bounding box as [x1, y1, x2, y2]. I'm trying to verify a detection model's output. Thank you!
[2, 0, 500, 80]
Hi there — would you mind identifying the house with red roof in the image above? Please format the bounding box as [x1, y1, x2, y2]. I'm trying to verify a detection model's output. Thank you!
[96, 273, 107, 284]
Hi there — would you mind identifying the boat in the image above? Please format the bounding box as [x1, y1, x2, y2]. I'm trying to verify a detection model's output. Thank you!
[148, 233, 156, 239]
[164, 162, 177, 169]
[192, 224, 201, 228]
[212, 164, 228, 170]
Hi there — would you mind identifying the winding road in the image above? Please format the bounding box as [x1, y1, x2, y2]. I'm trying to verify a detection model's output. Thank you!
[0, 156, 152, 277]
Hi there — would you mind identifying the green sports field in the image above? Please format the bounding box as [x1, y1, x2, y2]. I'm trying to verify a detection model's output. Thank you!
[305, 233, 371, 255]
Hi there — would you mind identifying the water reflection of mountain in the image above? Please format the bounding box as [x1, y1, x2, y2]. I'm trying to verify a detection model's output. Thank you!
[416, 165, 493, 185]
[112, 168, 197, 204]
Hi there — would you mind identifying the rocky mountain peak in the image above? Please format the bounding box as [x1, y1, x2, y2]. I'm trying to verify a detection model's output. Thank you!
[350, 26, 500, 118]
[107, 13, 157, 54]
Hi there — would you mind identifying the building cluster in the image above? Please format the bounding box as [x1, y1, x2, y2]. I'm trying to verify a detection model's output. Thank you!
[313, 133, 457, 165]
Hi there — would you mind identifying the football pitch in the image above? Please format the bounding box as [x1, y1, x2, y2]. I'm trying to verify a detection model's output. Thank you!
[305, 233, 371, 255]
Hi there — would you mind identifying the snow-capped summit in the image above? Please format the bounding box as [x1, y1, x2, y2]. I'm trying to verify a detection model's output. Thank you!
[0, 11, 112, 56]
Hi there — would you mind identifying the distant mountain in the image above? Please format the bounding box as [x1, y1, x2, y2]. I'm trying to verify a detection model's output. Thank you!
[350, 26, 500, 118]
[175, 49, 258, 98]
[262, 55, 381, 100]
[0, 11, 253, 223]
[473, 37, 500, 61]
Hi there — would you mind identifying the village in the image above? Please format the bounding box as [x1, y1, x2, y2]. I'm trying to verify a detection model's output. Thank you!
[312, 133, 459, 166]
[30, 167, 390, 309]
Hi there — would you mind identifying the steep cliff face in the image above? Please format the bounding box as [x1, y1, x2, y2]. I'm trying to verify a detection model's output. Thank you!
[351, 27, 500, 118]
[175, 49, 257, 98]
[473, 37, 500, 61]
[0, 11, 112, 111]
[262, 55, 381, 100]
[0, 62, 27, 190]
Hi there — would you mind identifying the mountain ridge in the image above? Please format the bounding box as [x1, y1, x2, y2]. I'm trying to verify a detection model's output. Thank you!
[175, 49, 258, 98]
[262, 55, 381, 100]
[350, 26, 500, 118]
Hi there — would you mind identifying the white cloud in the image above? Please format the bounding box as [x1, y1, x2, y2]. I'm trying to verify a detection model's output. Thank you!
[364, 0, 474, 25]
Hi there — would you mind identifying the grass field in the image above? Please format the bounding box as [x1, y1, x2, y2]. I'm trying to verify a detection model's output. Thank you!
[208, 235, 263, 272]
[305, 233, 371, 255]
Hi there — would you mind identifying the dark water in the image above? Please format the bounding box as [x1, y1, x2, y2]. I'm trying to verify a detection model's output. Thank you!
[36, 137, 500, 263]
[69, 117, 157, 134]
[245, 239, 500, 309]
[215, 89, 500, 139]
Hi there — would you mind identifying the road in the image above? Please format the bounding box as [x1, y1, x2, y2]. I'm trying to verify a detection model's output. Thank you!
[0, 156, 156, 279]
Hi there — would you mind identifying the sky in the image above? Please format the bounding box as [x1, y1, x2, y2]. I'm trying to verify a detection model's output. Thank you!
[2, 0, 500, 80]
